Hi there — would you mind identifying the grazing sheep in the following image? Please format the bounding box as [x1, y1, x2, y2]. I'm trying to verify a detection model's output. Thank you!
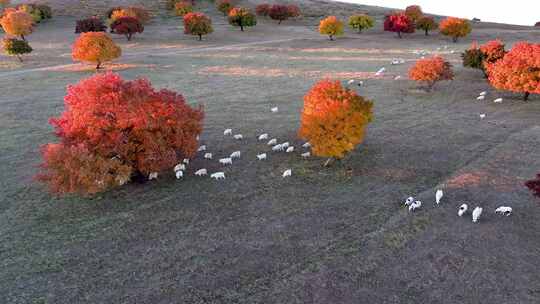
[195, 169, 208, 176]
[495, 206, 512, 216]
[479, 91, 487, 96]
[409, 200, 422, 212]
[347, 79, 355, 85]
[302, 142, 311, 148]
[394, 75, 402, 80]
[458, 204, 468, 217]
[149, 172, 158, 180]
[272, 144, 284, 152]
[494, 98, 503, 103]
[283, 169, 292, 178]
[197, 145, 206, 152]
[230, 151, 241, 159]
[258, 133, 269, 141]
[233, 134, 243, 140]
[436, 189, 443, 205]
[301, 152, 310, 158]
[479, 114, 486, 119]
[224, 129, 233, 136]
[174, 163, 186, 172]
[472, 207, 483, 223]
[219, 157, 233, 165]
[357, 80, 364, 87]
[204, 153, 213, 159]
[375, 67, 385, 76]
[281, 142, 290, 148]
[271, 107, 279, 113]
[257, 153, 267, 160]
[183, 158, 190, 164]
[477, 95, 485, 100]
[403, 196, 415, 206]
[211, 172, 226, 180]
[175, 170, 183, 179]
[286, 146, 294, 153]
[267, 138, 278, 145]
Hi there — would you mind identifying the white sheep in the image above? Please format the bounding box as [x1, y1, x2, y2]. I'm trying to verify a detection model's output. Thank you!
[302, 142, 311, 148]
[174, 163, 186, 172]
[394, 75, 402, 80]
[195, 169, 207, 176]
[477, 95, 485, 100]
[409, 200, 422, 212]
[204, 153, 213, 159]
[281, 142, 290, 149]
[149, 172, 158, 180]
[495, 206, 512, 216]
[480, 114, 486, 119]
[258, 133, 269, 141]
[233, 134, 243, 140]
[183, 158, 190, 164]
[257, 153, 267, 160]
[403, 196, 415, 206]
[197, 145, 206, 152]
[286, 146, 294, 153]
[230, 151, 241, 159]
[267, 138, 277, 145]
[494, 98, 503, 103]
[211, 172, 226, 180]
[271, 107, 279, 113]
[283, 169, 292, 178]
[479, 91, 487, 96]
[301, 152, 310, 158]
[375, 67, 385, 76]
[347, 79, 355, 85]
[175, 170, 183, 179]
[436, 189, 443, 205]
[472, 207, 483, 223]
[224, 129, 233, 136]
[458, 204, 468, 217]
[272, 144, 284, 152]
[219, 157, 233, 165]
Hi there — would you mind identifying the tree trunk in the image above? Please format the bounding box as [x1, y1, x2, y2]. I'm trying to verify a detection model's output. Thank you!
[198, 34, 202, 41]
[126, 33, 132, 41]
[425, 29, 429, 36]
[524, 92, 530, 101]
[323, 158, 334, 167]
[278, 19, 282, 24]
[16, 54, 23, 62]
[240, 24, 244, 31]
[397, 31, 402, 38]
[20, 34, 25, 41]
[453, 36, 458, 43]
[96, 61, 102, 70]
[329, 35, 334, 41]
[358, 28, 362, 33]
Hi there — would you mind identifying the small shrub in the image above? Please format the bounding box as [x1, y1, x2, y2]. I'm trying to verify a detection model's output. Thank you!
[75, 17, 107, 33]
[462, 43, 486, 75]
[298, 79, 374, 159]
[217, 0, 233, 16]
[2, 37, 32, 62]
[183, 12, 213, 40]
[409, 56, 454, 90]
[526, 173, 540, 198]
[439, 17, 471, 42]
[384, 12, 415, 38]
[37, 72, 204, 195]
[110, 16, 144, 41]
[72, 32, 121, 69]
[268, 4, 289, 24]
[174, 2, 193, 17]
[35, 4, 53, 20]
[286, 5, 300, 18]
[319, 16, 343, 40]
[487, 42, 540, 101]
[348, 14, 374, 33]
[404, 5, 422, 23]
[228, 7, 256, 32]
[416, 16, 437, 35]
[0, 9, 33, 40]
[255, 4, 270, 17]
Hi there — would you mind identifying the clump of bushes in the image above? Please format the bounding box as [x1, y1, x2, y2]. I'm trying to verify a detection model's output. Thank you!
[16, 3, 52, 23]
[110, 16, 144, 41]
[2, 37, 32, 61]
[319, 16, 343, 40]
[217, 0, 233, 16]
[0, 9, 34, 40]
[416, 16, 437, 35]
[348, 14, 374, 33]
[228, 7, 256, 31]
[409, 56, 454, 90]
[298, 79, 374, 161]
[439, 17, 471, 42]
[462, 40, 506, 77]
[384, 12, 415, 38]
[75, 17, 107, 33]
[487, 42, 540, 101]
[183, 12, 213, 40]
[37, 72, 204, 195]
[72, 32, 121, 69]
[462, 43, 485, 73]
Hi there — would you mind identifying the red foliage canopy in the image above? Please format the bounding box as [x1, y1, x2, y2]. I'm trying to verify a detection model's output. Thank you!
[526, 173, 540, 199]
[384, 12, 415, 38]
[110, 16, 144, 41]
[268, 4, 289, 24]
[38, 72, 204, 195]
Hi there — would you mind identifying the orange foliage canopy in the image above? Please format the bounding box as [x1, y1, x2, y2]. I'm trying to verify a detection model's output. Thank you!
[409, 56, 454, 90]
[38, 72, 204, 195]
[487, 42, 540, 101]
[439, 17, 471, 42]
[319, 16, 344, 40]
[0, 9, 33, 39]
[405, 5, 423, 23]
[298, 79, 374, 159]
[480, 39, 506, 66]
[72, 32, 121, 69]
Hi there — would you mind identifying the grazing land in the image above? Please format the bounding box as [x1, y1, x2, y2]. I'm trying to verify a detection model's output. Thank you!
[1, 1, 539, 303]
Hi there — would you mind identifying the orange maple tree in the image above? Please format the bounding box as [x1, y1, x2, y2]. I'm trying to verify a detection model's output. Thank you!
[0, 9, 34, 40]
[319, 16, 343, 40]
[439, 17, 471, 42]
[409, 56, 454, 90]
[298, 79, 374, 160]
[487, 42, 540, 101]
[72, 32, 121, 69]
[183, 12, 213, 40]
[38, 72, 204, 195]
